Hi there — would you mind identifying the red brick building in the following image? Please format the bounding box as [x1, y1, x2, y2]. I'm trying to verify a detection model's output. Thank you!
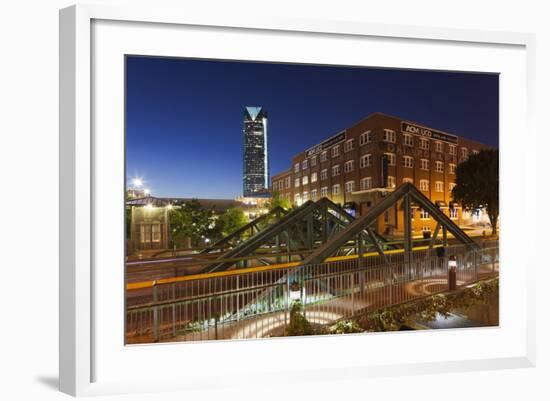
[271, 112, 493, 236]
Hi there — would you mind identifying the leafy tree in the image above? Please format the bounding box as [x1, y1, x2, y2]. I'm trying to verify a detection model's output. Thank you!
[216, 207, 248, 237]
[266, 191, 292, 211]
[451, 149, 499, 235]
[169, 199, 215, 247]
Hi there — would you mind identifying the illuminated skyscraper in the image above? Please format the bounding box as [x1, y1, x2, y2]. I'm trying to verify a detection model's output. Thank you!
[243, 106, 269, 197]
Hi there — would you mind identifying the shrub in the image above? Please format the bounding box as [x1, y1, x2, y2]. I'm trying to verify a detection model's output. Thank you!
[285, 302, 314, 336]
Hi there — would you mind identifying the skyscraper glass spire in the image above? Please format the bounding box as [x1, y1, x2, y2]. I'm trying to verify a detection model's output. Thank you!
[243, 106, 269, 197]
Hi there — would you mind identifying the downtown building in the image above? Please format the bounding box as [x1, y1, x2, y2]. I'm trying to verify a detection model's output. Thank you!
[271, 112, 493, 236]
[243, 106, 270, 198]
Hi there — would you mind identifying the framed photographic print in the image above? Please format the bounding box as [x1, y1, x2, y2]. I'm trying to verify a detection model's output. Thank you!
[59, 4, 536, 397]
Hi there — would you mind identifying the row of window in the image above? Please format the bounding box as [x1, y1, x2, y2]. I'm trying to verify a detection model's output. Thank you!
[273, 175, 292, 191]
[290, 158, 457, 189]
[292, 190, 460, 220]
[293, 176, 457, 194]
[293, 129, 478, 174]
[416, 208, 458, 220]
[295, 154, 458, 176]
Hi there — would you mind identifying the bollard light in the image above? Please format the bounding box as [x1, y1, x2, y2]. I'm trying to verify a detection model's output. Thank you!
[289, 281, 302, 302]
[448, 255, 457, 291]
[448, 256, 457, 270]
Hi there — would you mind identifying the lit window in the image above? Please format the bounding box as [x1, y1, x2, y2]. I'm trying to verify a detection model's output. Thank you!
[345, 181, 355, 193]
[403, 134, 413, 146]
[151, 223, 161, 243]
[294, 163, 300, 173]
[302, 175, 309, 185]
[294, 193, 301, 205]
[360, 154, 372, 168]
[383, 129, 396, 143]
[360, 177, 372, 190]
[140, 224, 150, 243]
[311, 189, 318, 201]
[420, 138, 430, 150]
[435, 181, 444, 192]
[403, 177, 413, 184]
[420, 159, 429, 170]
[332, 165, 340, 176]
[472, 149, 480, 155]
[387, 176, 396, 188]
[449, 145, 456, 155]
[310, 156, 317, 167]
[450, 208, 458, 219]
[295, 178, 300, 188]
[435, 161, 444, 173]
[320, 151, 328, 162]
[449, 182, 457, 192]
[320, 187, 328, 197]
[311, 172, 318, 183]
[359, 130, 372, 146]
[302, 159, 308, 170]
[384, 153, 396, 166]
[302, 191, 308, 201]
[285, 176, 291, 189]
[402, 156, 413, 168]
[461, 147, 468, 158]
[435, 142, 443, 153]
[344, 160, 354, 173]
[449, 163, 456, 174]
[420, 179, 429, 191]
[420, 209, 430, 220]
[320, 169, 328, 180]
[344, 139, 354, 152]
[331, 145, 340, 158]
[332, 184, 341, 195]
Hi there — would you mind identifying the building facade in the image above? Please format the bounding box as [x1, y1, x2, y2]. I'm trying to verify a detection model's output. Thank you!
[271, 112, 493, 236]
[243, 106, 269, 197]
[126, 196, 267, 255]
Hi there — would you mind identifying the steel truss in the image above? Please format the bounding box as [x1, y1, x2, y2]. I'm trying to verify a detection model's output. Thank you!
[200, 206, 288, 254]
[205, 198, 391, 273]
[303, 182, 479, 265]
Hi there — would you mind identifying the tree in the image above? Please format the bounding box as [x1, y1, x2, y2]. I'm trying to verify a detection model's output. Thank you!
[266, 191, 292, 211]
[169, 199, 215, 247]
[451, 149, 499, 235]
[216, 207, 248, 237]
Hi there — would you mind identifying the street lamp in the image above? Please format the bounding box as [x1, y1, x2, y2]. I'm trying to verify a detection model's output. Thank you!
[144, 188, 150, 196]
[132, 177, 143, 188]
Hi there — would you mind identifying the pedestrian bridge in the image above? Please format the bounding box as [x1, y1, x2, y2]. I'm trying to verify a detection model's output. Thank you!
[125, 183, 497, 343]
[126, 242, 498, 344]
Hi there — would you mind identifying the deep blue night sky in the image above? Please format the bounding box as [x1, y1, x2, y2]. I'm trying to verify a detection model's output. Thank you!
[126, 56, 498, 199]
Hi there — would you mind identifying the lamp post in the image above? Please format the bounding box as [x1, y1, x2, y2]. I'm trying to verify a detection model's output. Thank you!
[448, 255, 457, 291]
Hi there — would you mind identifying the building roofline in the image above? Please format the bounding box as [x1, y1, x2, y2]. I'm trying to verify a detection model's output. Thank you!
[289, 111, 494, 161]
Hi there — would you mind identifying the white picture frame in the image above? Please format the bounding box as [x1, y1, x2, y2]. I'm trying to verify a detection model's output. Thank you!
[59, 4, 536, 397]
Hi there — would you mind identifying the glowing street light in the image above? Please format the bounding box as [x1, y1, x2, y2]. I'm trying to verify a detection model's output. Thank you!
[289, 280, 302, 302]
[144, 188, 150, 195]
[132, 177, 143, 188]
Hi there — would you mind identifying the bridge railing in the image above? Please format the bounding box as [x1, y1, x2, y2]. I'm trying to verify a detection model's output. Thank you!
[126, 245, 499, 344]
